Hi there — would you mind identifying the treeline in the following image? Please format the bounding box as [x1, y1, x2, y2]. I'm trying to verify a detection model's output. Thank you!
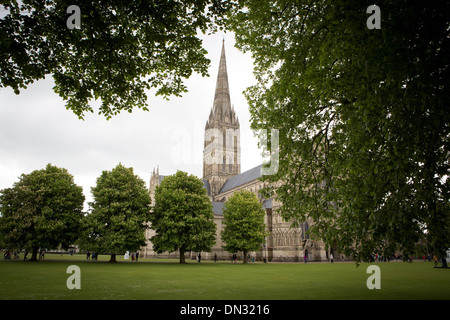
[0, 164, 267, 263]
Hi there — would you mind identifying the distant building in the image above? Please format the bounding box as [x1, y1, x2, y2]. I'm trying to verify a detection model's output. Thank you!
[141, 41, 328, 262]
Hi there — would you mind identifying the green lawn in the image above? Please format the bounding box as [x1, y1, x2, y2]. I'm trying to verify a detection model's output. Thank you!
[0, 254, 448, 300]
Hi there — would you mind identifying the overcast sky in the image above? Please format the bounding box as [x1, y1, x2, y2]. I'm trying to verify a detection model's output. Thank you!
[0, 31, 263, 208]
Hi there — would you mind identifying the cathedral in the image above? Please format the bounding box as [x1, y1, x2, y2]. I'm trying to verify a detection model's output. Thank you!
[141, 41, 328, 262]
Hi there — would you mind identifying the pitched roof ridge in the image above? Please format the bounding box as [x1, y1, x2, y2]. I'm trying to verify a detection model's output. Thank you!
[218, 164, 263, 194]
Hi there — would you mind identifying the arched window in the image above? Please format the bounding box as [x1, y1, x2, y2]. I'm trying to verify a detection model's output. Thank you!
[302, 222, 310, 240]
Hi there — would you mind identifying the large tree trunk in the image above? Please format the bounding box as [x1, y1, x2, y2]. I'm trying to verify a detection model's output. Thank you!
[179, 248, 186, 264]
[243, 250, 248, 264]
[29, 247, 39, 261]
[109, 253, 117, 263]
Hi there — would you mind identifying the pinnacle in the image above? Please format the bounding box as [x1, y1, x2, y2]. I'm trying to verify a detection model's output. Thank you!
[212, 40, 232, 119]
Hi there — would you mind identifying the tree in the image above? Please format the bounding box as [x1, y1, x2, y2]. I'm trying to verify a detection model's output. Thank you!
[150, 170, 216, 263]
[80, 163, 151, 262]
[0, 164, 85, 261]
[229, 1, 449, 264]
[0, 0, 233, 119]
[221, 190, 268, 263]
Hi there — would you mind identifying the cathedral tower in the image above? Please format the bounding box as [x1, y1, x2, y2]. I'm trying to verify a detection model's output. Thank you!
[203, 40, 241, 197]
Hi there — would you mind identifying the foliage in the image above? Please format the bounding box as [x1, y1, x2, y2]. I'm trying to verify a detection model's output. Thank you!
[80, 163, 151, 262]
[0, 0, 234, 119]
[221, 190, 268, 263]
[150, 170, 216, 263]
[0, 164, 84, 260]
[229, 1, 450, 262]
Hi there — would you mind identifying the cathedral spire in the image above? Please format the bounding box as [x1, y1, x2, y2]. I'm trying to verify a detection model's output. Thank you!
[203, 40, 241, 194]
[212, 39, 231, 120]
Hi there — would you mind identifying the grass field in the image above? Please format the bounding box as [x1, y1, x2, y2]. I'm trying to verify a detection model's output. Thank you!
[0, 253, 449, 300]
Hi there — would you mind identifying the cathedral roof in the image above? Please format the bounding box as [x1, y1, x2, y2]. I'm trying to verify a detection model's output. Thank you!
[212, 201, 225, 215]
[219, 164, 262, 194]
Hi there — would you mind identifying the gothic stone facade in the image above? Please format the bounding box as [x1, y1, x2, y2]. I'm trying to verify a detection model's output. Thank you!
[140, 41, 327, 262]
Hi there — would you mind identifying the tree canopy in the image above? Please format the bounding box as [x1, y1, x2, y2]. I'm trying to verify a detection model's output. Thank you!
[221, 190, 268, 263]
[150, 170, 216, 263]
[0, 164, 85, 260]
[80, 163, 151, 262]
[0, 0, 233, 119]
[229, 0, 450, 263]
